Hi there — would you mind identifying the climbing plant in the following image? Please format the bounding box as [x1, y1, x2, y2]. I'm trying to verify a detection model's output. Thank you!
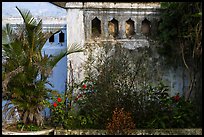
[155, 2, 202, 126]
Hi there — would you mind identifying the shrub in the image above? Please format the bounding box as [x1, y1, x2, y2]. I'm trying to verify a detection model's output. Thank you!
[76, 43, 201, 129]
[106, 108, 135, 135]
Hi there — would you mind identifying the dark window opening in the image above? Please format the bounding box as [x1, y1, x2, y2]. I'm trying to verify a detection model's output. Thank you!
[108, 18, 119, 38]
[125, 18, 135, 38]
[141, 18, 151, 35]
[59, 31, 65, 43]
[92, 17, 101, 38]
[49, 33, 54, 43]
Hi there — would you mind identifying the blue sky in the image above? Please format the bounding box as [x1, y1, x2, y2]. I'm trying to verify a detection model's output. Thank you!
[2, 2, 66, 18]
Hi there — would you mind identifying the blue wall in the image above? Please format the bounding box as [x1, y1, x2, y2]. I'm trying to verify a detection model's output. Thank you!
[42, 26, 67, 94]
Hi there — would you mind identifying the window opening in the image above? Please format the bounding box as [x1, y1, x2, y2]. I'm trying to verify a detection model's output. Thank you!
[91, 17, 101, 38]
[59, 31, 65, 43]
[108, 18, 119, 38]
[141, 18, 151, 35]
[125, 18, 135, 38]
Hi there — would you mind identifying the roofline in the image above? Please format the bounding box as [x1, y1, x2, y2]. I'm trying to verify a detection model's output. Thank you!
[50, 2, 161, 9]
[50, 2, 67, 9]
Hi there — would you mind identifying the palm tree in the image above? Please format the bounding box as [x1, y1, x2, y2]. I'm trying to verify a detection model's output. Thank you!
[2, 6, 83, 127]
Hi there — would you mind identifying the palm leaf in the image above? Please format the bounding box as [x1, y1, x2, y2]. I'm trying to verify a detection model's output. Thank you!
[23, 111, 28, 124]
[34, 112, 43, 126]
[5, 107, 16, 121]
[2, 24, 16, 45]
[16, 6, 37, 26]
[2, 7, 84, 126]
[67, 43, 84, 55]
[2, 101, 13, 115]
[28, 113, 34, 122]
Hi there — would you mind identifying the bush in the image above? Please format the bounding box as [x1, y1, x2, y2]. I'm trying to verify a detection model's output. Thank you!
[75, 43, 201, 129]
[106, 108, 135, 135]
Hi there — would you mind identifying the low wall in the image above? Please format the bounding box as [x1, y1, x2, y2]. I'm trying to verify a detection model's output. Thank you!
[2, 129, 54, 135]
[54, 128, 202, 135]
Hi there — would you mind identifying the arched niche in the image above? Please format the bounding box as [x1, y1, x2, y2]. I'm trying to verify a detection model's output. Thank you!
[125, 18, 135, 38]
[108, 18, 119, 38]
[141, 18, 151, 35]
[91, 17, 101, 38]
[59, 31, 64, 43]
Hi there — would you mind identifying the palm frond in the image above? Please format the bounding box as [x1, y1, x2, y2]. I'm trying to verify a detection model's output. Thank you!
[16, 6, 37, 26]
[67, 43, 84, 55]
[5, 107, 17, 121]
[34, 20, 48, 51]
[2, 7, 84, 126]
[2, 24, 16, 45]
[2, 101, 13, 114]
[2, 66, 24, 94]
[23, 111, 28, 124]
[28, 113, 34, 122]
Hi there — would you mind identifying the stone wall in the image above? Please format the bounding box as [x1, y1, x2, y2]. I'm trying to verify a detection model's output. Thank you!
[65, 2, 161, 86]
[65, 2, 189, 96]
[54, 128, 202, 135]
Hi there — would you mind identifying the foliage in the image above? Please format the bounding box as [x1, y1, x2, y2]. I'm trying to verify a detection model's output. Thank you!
[76, 43, 162, 129]
[75, 43, 201, 129]
[16, 122, 41, 131]
[157, 2, 202, 103]
[106, 108, 135, 135]
[156, 2, 202, 127]
[157, 2, 202, 66]
[44, 95, 67, 128]
[2, 6, 83, 128]
[43, 87, 95, 129]
[135, 84, 200, 128]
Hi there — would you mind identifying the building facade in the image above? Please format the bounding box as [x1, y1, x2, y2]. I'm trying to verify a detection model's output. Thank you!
[65, 2, 188, 96]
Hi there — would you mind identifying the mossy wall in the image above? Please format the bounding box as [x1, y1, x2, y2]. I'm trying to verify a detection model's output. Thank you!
[54, 128, 202, 135]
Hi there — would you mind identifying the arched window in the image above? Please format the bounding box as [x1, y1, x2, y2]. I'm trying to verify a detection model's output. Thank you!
[108, 18, 119, 38]
[49, 32, 54, 43]
[59, 31, 64, 43]
[125, 18, 135, 38]
[91, 17, 101, 38]
[141, 18, 151, 35]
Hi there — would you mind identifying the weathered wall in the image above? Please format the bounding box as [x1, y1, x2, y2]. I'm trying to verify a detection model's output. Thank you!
[65, 2, 187, 96]
[66, 4, 86, 86]
[65, 2, 160, 83]
[54, 128, 202, 135]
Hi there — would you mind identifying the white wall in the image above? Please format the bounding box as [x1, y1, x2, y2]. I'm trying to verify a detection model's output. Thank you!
[66, 4, 85, 86]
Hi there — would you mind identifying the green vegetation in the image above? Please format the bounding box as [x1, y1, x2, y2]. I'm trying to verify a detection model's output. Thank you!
[2, 6, 82, 129]
[156, 2, 202, 125]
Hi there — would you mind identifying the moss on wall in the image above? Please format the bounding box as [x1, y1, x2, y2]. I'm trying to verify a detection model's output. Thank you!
[54, 128, 202, 135]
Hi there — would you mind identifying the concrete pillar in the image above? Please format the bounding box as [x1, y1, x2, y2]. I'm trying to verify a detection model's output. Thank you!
[118, 19, 126, 39]
[66, 2, 85, 86]
[136, 17, 143, 34]
[103, 18, 109, 39]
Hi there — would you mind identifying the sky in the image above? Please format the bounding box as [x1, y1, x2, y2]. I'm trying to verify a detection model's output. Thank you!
[2, 2, 67, 18]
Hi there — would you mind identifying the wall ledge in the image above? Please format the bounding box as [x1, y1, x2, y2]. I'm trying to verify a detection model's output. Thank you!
[54, 128, 202, 135]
